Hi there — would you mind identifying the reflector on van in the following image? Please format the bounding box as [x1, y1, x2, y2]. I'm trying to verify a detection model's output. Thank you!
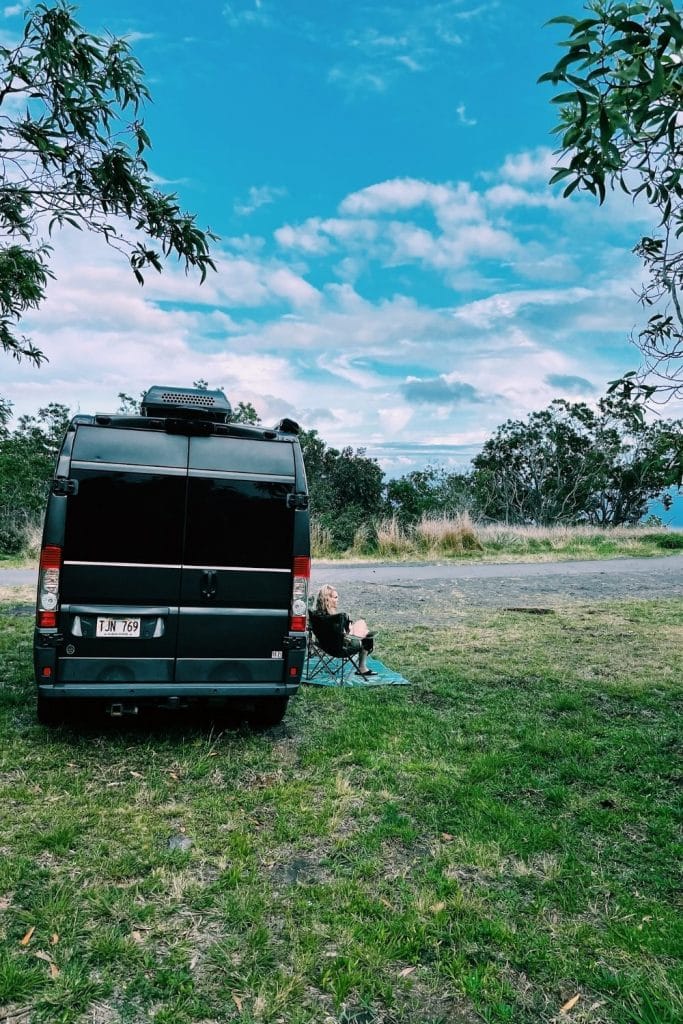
[141, 386, 232, 423]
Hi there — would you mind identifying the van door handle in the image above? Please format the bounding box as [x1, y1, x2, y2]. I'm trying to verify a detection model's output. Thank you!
[200, 570, 217, 600]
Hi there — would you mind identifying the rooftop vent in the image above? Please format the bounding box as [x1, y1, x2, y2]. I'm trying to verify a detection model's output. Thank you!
[141, 386, 232, 423]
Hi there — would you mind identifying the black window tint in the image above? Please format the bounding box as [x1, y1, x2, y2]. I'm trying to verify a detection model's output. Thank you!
[73, 425, 188, 468]
[184, 479, 294, 568]
[189, 437, 295, 476]
[65, 470, 185, 564]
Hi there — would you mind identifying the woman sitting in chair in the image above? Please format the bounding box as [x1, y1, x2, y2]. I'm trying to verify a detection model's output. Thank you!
[313, 584, 376, 677]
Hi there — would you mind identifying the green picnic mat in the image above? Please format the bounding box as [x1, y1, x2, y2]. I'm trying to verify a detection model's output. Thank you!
[303, 654, 410, 687]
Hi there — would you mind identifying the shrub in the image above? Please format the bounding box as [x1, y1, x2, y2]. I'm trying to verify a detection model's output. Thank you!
[415, 512, 483, 554]
[653, 533, 683, 550]
[0, 508, 39, 556]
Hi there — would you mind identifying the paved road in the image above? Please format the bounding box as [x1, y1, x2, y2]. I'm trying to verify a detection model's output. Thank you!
[3, 554, 683, 591]
[4, 556, 682, 625]
[0, 568, 38, 587]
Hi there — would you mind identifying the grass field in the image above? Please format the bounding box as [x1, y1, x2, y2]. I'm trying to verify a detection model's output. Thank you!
[0, 599, 681, 1024]
[313, 520, 683, 562]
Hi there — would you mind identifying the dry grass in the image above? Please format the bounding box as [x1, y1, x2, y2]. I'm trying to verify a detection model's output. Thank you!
[375, 516, 406, 557]
[477, 522, 660, 546]
[312, 516, 683, 561]
[311, 521, 335, 558]
[414, 512, 483, 554]
[21, 522, 42, 560]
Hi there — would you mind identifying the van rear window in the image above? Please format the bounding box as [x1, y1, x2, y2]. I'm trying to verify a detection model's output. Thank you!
[64, 470, 185, 565]
[189, 436, 294, 477]
[184, 479, 294, 569]
[72, 425, 188, 468]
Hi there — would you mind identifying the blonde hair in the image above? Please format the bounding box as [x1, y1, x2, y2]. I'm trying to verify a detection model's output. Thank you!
[315, 584, 337, 615]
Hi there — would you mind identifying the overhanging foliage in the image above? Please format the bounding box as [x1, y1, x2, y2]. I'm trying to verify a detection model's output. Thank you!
[0, 2, 216, 365]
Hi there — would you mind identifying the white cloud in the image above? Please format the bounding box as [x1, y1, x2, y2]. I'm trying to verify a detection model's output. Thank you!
[275, 219, 332, 254]
[377, 405, 414, 433]
[499, 147, 556, 185]
[456, 102, 477, 127]
[266, 267, 321, 308]
[340, 178, 458, 216]
[275, 216, 379, 254]
[235, 185, 287, 216]
[455, 287, 594, 328]
[123, 31, 155, 44]
[224, 1, 272, 29]
[396, 54, 423, 72]
[485, 183, 560, 209]
[327, 65, 387, 94]
[3, 5, 22, 17]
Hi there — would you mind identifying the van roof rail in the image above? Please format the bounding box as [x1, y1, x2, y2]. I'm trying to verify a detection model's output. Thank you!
[141, 386, 232, 423]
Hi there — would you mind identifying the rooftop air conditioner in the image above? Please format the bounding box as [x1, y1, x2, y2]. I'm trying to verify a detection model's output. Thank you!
[141, 386, 232, 423]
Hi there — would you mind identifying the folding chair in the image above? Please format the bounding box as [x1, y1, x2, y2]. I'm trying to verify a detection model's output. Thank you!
[305, 611, 361, 686]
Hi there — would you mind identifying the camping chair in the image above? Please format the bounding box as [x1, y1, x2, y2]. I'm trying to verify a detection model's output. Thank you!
[306, 611, 361, 686]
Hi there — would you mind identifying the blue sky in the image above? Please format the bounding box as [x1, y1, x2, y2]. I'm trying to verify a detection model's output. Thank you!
[3, 0, 681, 513]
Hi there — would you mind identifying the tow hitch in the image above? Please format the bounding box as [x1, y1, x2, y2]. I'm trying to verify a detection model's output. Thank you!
[107, 702, 139, 717]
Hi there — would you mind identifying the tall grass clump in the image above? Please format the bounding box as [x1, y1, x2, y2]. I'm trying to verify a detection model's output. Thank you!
[415, 511, 484, 554]
[311, 521, 335, 558]
[375, 516, 414, 557]
[351, 522, 375, 556]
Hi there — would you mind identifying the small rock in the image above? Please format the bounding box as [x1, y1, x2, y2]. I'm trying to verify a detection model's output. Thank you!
[167, 834, 193, 852]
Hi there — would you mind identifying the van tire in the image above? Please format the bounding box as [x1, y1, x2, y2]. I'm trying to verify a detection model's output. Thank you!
[250, 697, 288, 728]
[37, 694, 65, 726]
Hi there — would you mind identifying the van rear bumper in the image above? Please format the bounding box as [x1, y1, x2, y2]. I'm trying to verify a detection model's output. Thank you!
[37, 682, 300, 699]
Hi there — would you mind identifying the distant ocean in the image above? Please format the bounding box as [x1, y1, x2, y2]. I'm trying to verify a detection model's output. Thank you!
[646, 488, 683, 528]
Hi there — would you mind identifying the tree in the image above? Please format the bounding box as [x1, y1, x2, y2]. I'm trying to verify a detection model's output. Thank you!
[385, 465, 473, 524]
[299, 429, 385, 549]
[0, 2, 216, 365]
[472, 395, 680, 526]
[540, 1, 683, 402]
[231, 401, 261, 425]
[0, 398, 71, 551]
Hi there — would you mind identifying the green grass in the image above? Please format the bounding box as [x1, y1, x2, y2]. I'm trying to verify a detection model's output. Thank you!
[314, 522, 683, 563]
[0, 554, 36, 569]
[0, 600, 681, 1023]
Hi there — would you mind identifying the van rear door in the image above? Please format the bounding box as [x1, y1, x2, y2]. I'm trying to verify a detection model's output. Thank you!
[58, 425, 187, 686]
[175, 435, 296, 686]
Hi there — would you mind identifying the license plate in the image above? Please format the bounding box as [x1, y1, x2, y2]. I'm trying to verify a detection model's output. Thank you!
[96, 617, 141, 638]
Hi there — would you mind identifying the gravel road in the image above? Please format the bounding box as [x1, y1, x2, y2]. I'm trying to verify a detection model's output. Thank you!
[312, 554, 683, 628]
[4, 554, 682, 627]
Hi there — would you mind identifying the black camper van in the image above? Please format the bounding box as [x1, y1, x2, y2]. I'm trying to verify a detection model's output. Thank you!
[33, 386, 310, 726]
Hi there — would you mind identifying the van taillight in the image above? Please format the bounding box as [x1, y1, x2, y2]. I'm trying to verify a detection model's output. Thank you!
[290, 556, 310, 632]
[37, 545, 62, 628]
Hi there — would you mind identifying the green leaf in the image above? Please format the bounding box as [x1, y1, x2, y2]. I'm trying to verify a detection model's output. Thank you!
[549, 167, 572, 185]
[545, 15, 578, 27]
[550, 91, 584, 105]
[598, 104, 612, 148]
